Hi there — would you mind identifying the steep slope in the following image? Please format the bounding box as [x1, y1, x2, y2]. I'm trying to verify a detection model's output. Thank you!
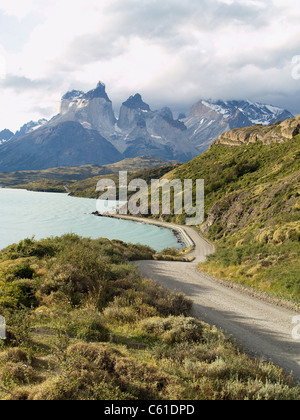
[182, 99, 293, 153]
[0, 121, 123, 171]
[54, 86, 196, 162]
[161, 118, 300, 303]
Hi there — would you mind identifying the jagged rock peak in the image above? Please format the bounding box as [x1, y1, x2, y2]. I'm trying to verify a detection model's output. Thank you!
[14, 119, 48, 138]
[122, 94, 151, 111]
[158, 107, 174, 120]
[158, 107, 187, 131]
[61, 82, 111, 103]
[0, 129, 14, 139]
[84, 81, 111, 102]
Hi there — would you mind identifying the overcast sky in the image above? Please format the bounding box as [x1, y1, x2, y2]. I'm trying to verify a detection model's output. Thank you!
[0, 0, 299, 131]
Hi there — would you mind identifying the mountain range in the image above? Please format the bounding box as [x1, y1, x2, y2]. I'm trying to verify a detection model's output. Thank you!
[0, 82, 294, 171]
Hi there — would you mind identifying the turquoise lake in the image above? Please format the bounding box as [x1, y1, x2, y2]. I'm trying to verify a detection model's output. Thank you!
[0, 188, 182, 252]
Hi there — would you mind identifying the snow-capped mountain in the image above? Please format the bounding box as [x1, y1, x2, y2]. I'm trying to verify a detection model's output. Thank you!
[199, 100, 291, 125]
[182, 99, 293, 153]
[14, 119, 48, 138]
[53, 84, 197, 162]
[0, 83, 294, 172]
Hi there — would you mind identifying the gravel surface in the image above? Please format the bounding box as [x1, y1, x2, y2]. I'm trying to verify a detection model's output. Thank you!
[109, 215, 300, 382]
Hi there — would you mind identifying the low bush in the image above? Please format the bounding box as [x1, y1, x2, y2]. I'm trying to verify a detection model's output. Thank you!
[140, 316, 204, 344]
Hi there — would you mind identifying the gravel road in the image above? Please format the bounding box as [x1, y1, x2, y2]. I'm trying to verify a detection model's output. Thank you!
[108, 215, 300, 382]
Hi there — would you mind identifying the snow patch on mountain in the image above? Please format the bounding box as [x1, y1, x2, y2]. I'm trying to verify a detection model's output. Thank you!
[182, 99, 293, 153]
[14, 119, 48, 138]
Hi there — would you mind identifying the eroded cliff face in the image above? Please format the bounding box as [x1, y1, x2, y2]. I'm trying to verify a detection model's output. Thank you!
[56, 83, 117, 137]
[214, 115, 300, 147]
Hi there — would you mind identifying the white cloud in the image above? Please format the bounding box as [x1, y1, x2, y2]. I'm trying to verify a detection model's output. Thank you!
[0, 0, 300, 131]
[0, 0, 34, 19]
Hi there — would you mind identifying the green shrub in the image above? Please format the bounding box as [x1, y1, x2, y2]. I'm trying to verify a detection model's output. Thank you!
[6, 262, 35, 281]
[140, 316, 204, 344]
[0, 279, 37, 309]
[67, 309, 109, 342]
[2, 238, 57, 260]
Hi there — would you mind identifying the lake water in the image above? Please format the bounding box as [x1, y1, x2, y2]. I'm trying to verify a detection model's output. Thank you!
[0, 188, 182, 252]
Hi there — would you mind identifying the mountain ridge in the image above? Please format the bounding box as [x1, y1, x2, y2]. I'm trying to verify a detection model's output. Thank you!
[0, 82, 294, 171]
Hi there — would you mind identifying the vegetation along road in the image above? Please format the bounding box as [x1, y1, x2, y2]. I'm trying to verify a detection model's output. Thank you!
[114, 215, 300, 382]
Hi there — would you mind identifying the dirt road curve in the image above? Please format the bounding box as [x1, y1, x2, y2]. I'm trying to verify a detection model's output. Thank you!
[109, 215, 300, 382]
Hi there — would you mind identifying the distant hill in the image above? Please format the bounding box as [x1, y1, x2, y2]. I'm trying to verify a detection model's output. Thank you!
[0, 155, 179, 193]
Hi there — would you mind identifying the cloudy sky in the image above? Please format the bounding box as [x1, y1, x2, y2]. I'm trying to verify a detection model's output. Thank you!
[0, 0, 299, 131]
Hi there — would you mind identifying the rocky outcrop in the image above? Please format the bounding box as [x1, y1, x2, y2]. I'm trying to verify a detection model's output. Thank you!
[117, 94, 196, 162]
[55, 86, 196, 162]
[56, 82, 116, 137]
[14, 120, 48, 138]
[118, 94, 151, 130]
[182, 100, 293, 153]
[214, 115, 300, 147]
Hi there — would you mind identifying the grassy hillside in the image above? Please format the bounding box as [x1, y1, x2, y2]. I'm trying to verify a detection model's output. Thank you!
[0, 236, 298, 400]
[163, 134, 300, 304]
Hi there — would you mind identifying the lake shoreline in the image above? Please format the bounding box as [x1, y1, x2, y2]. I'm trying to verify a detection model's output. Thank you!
[92, 212, 195, 250]
[0, 189, 182, 253]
